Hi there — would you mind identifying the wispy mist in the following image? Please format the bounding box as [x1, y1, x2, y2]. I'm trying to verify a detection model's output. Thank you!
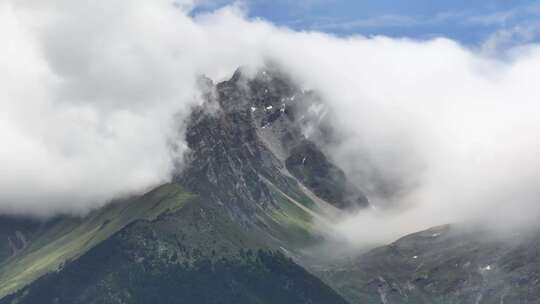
[2, 1, 540, 246]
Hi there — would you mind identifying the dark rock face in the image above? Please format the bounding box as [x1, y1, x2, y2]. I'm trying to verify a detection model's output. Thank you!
[176, 98, 280, 218]
[176, 67, 368, 220]
[286, 140, 369, 210]
[320, 225, 540, 304]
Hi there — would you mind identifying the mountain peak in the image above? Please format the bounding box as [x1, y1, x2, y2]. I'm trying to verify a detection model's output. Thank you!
[176, 68, 368, 224]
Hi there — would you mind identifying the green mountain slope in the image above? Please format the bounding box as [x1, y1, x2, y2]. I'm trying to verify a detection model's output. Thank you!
[0, 185, 194, 298]
[1, 186, 348, 304]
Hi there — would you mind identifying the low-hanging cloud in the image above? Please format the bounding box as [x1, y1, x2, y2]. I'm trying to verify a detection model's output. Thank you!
[2, 0, 540, 246]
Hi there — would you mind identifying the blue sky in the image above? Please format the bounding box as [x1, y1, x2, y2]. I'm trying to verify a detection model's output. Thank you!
[195, 0, 540, 45]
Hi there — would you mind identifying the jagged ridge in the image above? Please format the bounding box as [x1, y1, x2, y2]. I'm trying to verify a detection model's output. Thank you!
[176, 67, 368, 221]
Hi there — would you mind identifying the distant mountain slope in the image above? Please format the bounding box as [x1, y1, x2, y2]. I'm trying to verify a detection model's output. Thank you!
[320, 225, 540, 304]
[1, 186, 349, 304]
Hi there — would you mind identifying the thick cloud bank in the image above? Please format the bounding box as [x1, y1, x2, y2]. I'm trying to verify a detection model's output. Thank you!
[2, 1, 540, 244]
[0, 0, 259, 216]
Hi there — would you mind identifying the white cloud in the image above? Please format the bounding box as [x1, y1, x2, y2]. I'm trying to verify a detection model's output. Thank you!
[2, 0, 540, 249]
[482, 24, 540, 56]
[0, 0, 259, 216]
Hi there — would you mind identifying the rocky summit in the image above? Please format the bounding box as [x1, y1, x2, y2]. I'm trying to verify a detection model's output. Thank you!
[176, 67, 369, 218]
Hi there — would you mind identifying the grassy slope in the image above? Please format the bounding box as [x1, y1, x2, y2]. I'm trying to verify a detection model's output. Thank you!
[0, 184, 194, 298]
[0, 180, 333, 301]
[1, 192, 349, 304]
